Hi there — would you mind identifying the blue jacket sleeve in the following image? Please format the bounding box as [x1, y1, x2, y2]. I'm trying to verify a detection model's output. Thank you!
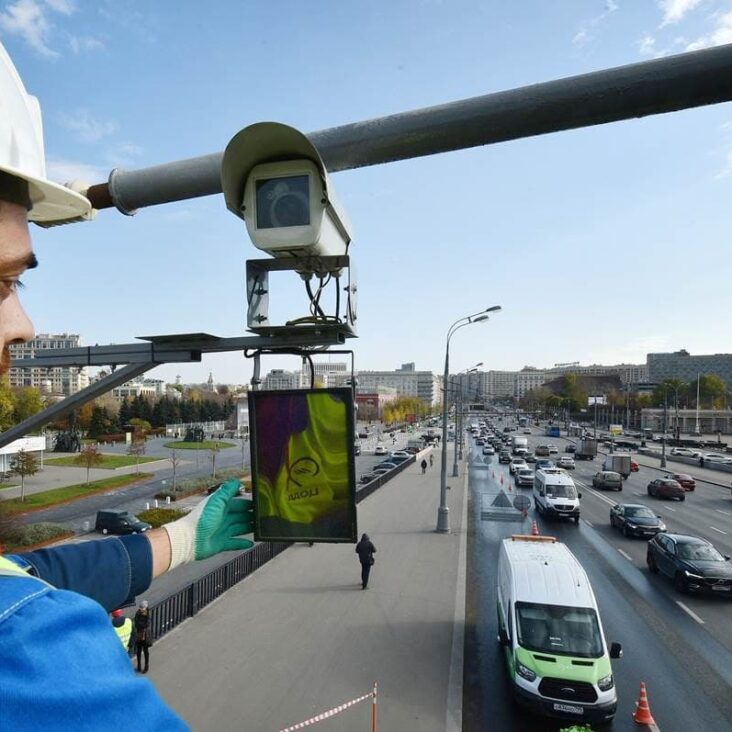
[0, 576, 187, 731]
[7, 534, 153, 612]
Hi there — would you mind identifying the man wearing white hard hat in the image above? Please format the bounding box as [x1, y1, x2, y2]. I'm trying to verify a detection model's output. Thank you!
[0, 43, 255, 729]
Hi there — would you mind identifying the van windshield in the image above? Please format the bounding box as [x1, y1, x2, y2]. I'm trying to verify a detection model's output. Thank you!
[544, 484, 576, 499]
[516, 602, 603, 658]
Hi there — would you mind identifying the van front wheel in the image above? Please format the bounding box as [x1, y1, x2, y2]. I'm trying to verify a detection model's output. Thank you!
[574, 516, 580, 524]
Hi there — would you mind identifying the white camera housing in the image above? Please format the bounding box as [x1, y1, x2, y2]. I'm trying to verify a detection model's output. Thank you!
[222, 123, 352, 258]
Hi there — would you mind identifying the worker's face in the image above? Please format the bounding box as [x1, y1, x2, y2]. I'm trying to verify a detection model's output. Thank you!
[0, 200, 35, 374]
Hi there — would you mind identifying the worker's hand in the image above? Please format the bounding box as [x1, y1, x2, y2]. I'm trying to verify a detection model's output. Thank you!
[163, 478, 254, 570]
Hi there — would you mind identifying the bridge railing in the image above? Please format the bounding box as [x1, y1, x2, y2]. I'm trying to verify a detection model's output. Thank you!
[147, 455, 416, 642]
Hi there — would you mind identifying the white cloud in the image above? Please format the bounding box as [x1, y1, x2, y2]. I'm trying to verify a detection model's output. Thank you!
[573, 0, 619, 47]
[714, 147, 732, 179]
[46, 156, 105, 184]
[69, 35, 103, 53]
[59, 109, 118, 143]
[659, 0, 704, 27]
[0, 0, 57, 57]
[105, 142, 144, 168]
[43, 0, 74, 14]
[685, 10, 732, 51]
[639, 33, 658, 55]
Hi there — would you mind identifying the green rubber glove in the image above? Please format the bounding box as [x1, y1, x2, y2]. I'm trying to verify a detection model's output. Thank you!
[163, 478, 254, 569]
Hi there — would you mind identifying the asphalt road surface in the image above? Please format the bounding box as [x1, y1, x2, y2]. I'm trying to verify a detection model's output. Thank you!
[462, 427, 732, 730]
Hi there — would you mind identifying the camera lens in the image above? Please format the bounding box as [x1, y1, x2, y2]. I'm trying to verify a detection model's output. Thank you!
[256, 175, 310, 229]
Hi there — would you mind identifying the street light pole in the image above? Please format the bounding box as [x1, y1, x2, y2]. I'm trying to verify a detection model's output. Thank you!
[661, 392, 668, 469]
[438, 307, 500, 533]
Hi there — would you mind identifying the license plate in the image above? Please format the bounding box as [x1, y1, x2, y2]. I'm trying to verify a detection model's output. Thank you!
[553, 703, 583, 715]
[712, 586, 730, 592]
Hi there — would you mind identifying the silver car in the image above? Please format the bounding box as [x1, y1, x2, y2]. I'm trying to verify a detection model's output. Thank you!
[515, 468, 535, 487]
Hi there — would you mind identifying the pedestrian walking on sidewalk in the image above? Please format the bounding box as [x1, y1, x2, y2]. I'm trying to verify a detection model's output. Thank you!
[421, 458, 428, 474]
[355, 533, 377, 589]
[134, 600, 152, 673]
[429, 454, 434, 468]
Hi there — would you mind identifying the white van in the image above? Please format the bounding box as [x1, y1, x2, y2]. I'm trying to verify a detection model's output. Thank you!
[497, 535, 621, 724]
[533, 468, 581, 523]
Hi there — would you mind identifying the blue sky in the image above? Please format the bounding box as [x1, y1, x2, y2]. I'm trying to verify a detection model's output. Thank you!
[1, 0, 731, 386]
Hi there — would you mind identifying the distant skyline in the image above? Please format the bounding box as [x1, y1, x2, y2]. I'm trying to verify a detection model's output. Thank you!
[1, 1, 731, 385]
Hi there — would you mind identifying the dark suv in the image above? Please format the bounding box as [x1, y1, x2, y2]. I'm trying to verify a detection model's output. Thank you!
[95, 510, 151, 535]
[498, 450, 511, 464]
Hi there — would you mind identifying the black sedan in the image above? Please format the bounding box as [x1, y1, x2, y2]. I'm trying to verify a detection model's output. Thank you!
[565, 444, 577, 453]
[647, 533, 732, 595]
[610, 503, 666, 538]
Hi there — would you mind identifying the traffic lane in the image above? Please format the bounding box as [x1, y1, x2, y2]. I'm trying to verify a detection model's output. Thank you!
[571, 460, 732, 558]
[572, 481, 732, 652]
[464, 462, 732, 731]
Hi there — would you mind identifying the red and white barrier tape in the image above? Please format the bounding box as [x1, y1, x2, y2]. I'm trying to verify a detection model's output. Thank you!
[280, 690, 374, 731]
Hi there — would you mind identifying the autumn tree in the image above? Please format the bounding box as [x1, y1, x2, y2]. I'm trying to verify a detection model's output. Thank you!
[12, 387, 44, 424]
[74, 445, 103, 485]
[9, 449, 39, 502]
[0, 377, 15, 431]
[169, 450, 181, 491]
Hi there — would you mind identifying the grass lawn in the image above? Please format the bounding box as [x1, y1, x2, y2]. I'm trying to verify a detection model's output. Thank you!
[3, 473, 154, 515]
[163, 441, 236, 450]
[44, 454, 161, 469]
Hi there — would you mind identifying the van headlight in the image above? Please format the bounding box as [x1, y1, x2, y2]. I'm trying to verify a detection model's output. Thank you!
[598, 674, 614, 691]
[516, 661, 536, 682]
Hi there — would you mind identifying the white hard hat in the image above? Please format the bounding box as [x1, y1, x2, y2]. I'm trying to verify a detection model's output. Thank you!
[0, 42, 91, 225]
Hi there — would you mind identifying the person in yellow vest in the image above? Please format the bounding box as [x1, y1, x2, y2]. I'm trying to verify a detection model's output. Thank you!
[111, 609, 134, 657]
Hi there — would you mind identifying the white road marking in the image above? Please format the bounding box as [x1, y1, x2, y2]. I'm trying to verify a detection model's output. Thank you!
[633, 492, 645, 498]
[584, 486, 617, 507]
[675, 601, 705, 625]
[709, 526, 727, 535]
[583, 519, 593, 527]
[716, 509, 732, 516]
[617, 548, 633, 562]
[665, 506, 676, 512]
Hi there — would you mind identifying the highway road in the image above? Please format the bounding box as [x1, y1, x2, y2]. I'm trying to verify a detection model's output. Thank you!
[462, 424, 732, 731]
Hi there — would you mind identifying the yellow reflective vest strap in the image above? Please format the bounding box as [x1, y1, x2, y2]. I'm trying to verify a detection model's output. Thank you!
[114, 618, 133, 648]
[0, 554, 31, 577]
[0, 555, 54, 588]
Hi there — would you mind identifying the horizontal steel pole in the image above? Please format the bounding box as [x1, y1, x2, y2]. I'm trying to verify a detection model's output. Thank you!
[0, 362, 153, 449]
[11, 333, 348, 369]
[84, 43, 732, 214]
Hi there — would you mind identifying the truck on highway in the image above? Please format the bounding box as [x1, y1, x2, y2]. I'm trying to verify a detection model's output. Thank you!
[512, 436, 528, 455]
[603, 454, 631, 479]
[497, 534, 621, 724]
[575, 438, 597, 461]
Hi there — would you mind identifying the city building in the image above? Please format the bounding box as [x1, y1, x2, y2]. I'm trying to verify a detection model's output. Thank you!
[647, 349, 732, 387]
[262, 369, 301, 390]
[641, 408, 731, 435]
[356, 364, 441, 406]
[9, 333, 89, 396]
[111, 378, 166, 401]
[354, 388, 398, 420]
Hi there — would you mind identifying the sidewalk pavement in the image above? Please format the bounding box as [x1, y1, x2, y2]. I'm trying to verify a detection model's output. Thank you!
[152, 451, 467, 731]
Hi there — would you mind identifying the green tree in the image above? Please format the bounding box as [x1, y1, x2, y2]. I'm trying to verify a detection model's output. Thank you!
[74, 445, 103, 485]
[697, 374, 726, 409]
[9, 449, 40, 502]
[88, 405, 114, 438]
[128, 417, 152, 435]
[12, 387, 44, 425]
[0, 377, 15, 431]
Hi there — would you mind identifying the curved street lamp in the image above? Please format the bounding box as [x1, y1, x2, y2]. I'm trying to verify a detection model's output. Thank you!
[438, 306, 501, 533]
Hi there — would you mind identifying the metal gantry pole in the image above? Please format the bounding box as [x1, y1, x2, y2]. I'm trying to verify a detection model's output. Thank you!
[84, 44, 732, 216]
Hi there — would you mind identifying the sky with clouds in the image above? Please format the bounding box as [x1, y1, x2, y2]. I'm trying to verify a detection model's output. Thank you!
[1, 0, 731, 386]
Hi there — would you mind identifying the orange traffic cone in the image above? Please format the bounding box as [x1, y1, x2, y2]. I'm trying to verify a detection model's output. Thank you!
[531, 520, 539, 536]
[632, 682, 656, 726]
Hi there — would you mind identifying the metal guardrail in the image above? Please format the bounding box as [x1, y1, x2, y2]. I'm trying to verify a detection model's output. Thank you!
[148, 455, 416, 642]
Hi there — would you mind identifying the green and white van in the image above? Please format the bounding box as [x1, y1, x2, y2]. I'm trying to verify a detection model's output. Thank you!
[497, 535, 622, 724]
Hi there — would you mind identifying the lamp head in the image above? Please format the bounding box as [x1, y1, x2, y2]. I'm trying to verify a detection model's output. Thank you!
[484, 305, 502, 314]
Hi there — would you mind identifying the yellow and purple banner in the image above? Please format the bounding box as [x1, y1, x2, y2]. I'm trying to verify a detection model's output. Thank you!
[249, 388, 357, 542]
